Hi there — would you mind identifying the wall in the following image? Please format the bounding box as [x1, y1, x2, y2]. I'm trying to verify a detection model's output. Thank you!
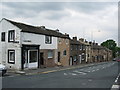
[21, 32, 57, 49]
[58, 38, 70, 66]
[0, 19, 21, 70]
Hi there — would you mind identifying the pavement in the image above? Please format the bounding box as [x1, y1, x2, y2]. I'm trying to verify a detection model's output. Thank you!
[6, 61, 111, 76]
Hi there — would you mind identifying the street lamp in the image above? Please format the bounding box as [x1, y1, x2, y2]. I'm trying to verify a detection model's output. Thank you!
[91, 30, 101, 62]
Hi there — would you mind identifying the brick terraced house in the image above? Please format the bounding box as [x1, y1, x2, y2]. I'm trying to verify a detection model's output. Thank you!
[0, 18, 113, 71]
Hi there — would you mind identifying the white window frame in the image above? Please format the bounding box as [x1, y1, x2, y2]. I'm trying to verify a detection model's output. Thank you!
[8, 30, 15, 42]
[8, 50, 15, 64]
[45, 35, 52, 44]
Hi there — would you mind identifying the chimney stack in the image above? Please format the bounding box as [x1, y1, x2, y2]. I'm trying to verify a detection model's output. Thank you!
[65, 33, 69, 37]
[79, 38, 84, 42]
[73, 36, 77, 40]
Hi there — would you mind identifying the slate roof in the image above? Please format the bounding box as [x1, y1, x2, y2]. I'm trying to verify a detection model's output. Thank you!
[3, 18, 70, 39]
[70, 39, 80, 45]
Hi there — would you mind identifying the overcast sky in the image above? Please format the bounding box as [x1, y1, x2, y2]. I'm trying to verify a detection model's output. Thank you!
[0, 1, 118, 45]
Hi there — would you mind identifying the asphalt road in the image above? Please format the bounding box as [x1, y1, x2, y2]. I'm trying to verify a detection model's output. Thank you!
[2, 61, 119, 88]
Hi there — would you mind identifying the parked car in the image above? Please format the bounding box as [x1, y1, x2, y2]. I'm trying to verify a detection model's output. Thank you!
[113, 58, 116, 61]
[0, 64, 7, 76]
[117, 59, 120, 62]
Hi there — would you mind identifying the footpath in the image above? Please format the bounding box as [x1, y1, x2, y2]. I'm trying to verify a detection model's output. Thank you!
[6, 61, 110, 76]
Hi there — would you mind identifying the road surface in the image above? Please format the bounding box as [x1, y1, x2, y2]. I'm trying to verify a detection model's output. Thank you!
[2, 61, 119, 89]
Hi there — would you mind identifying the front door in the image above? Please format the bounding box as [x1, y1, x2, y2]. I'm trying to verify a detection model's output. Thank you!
[58, 52, 60, 62]
[24, 50, 28, 68]
[70, 57, 73, 66]
[40, 53, 44, 65]
[79, 55, 82, 64]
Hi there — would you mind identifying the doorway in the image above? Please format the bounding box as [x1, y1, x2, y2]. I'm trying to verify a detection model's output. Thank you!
[40, 52, 44, 65]
[58, 52, 60, 62]
[70, 56, 73, 66]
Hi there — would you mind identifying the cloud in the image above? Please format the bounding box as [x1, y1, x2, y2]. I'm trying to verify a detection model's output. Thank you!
[1, 2, 118, 44]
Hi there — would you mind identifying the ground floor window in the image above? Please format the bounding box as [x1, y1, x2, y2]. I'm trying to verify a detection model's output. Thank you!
[8, 50, 15, 64]
[48, 50, 53, 58]
[29, 50, 38, 63]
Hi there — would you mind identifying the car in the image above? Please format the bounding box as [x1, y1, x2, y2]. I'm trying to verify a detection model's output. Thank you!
[0, 64, 7, 76]
[117, 59, 120, 62]
[113, 58, 116, 61]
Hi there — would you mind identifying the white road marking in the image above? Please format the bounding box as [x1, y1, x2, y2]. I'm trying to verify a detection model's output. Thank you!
[88, 79, 92, 82]
[73, 71, 87, 75]
[92, 70, 95, 72]
[71, 73, 77, 76]
[97, 69, 99, 71]
[111, 85, 119, 89]
[64, 73, 67, 75]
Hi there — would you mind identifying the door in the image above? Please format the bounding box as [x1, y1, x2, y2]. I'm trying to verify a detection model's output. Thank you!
[28, 50, 38, 68]
[40, 53, 44, 65]
[70, 57, 73, 66]
[24, 50, 28, 68]
[79, 55, 82, 64]
[58, 52, 60, 62]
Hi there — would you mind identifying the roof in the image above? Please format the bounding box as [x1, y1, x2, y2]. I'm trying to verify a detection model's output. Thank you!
[70, 39, 80, 45]
[3, 18, 70, 39]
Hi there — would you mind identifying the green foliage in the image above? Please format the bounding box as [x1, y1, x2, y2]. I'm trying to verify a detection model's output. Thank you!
[101, 39, 119, 58]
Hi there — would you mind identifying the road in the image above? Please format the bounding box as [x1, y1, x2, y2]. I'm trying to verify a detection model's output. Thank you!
[2, 61, 120, 89]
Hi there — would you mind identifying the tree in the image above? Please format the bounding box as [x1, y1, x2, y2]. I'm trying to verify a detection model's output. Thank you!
[101, 39, 117, 58]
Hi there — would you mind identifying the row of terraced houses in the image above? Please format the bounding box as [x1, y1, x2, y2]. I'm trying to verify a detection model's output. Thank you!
[0, 18, 112, 70]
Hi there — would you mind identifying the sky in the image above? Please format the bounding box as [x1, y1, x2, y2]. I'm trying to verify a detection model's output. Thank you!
[0, 0, 119, 45]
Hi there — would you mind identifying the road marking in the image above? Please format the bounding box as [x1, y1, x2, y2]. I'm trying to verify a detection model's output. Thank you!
[88, 79, 92, 82]
[64, 73, 67, 75]
[111, 85, 119, 89]
[111, 73, 120, 90]
[96, 69, 99, 71]
[71, 73, 77, 76]
[92, 70, 95, 72]
[73, 71, 87, 75]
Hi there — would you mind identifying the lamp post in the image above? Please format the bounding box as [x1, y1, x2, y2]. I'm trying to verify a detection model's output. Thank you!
[91, 30, 101, 62]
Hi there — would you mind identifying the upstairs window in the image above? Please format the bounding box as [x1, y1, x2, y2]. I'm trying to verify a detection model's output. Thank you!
[45, 36, 52, 44]
[1, 32, 5, 41]
[8, 30, 15, 42]
[63, 50, 67, 55]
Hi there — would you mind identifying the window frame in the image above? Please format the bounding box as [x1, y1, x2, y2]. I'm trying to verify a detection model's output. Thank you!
[8, 30, 15, 42]
[48, 50, 53, 59]
[45, 35, 52, 44]
[8, 50, 15, 64]
[63, 50, 67, 56]
[1, 32, 5, 42]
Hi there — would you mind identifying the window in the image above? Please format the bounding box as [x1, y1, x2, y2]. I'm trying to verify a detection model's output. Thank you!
[80, 45, 82, 50]
[48, 50, 53, 58]
[63, 50, 67, 55]
[73, 56, 77, 61]
[8, 30, 15, 42]
[71, 45, 73, 50]
[8, 50, 15, 64]
[1, 32, 5, 41]
[29, 50, 38, 63]
[45, 36, 52, 44]
[58, 38, 61, 43]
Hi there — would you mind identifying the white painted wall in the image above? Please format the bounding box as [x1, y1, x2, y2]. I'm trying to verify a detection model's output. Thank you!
[21, 32, 57, 49]
[0, 19, 21, 70]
